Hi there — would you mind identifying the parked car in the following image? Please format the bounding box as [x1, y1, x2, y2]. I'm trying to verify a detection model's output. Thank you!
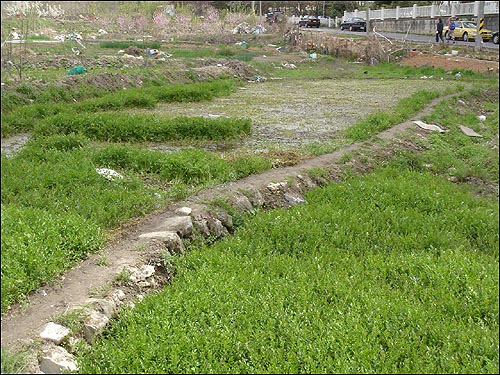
[298, 15, 320, 28]
[492, 31, 499, 44]
[443, 20, 492, 42]
[340, 17, 366, 31]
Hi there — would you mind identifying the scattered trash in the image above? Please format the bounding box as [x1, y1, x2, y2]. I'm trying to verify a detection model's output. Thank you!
[308, 52, 317, 59]
[413, 120, 446, 133]
[252, 24, 266, 34]
[454, 72, 462, 79]
[235, 41, 248, 48]
[146, 48, 161, 56]
[281, 62, 296, 69]
[460, 125, 483, 137]
[122, 54, 144, 60]
[98, 29, 108, 35]
[477, 115, 486, 121]
[451, 50, 458, 55]
[275, 46, 285, 52]
[420, 75, 433, 79]
[66, 65, 87, 75]
[250, 75, 266, 83]
[233, 22, 251, 34]
[96, 168, 123, 181]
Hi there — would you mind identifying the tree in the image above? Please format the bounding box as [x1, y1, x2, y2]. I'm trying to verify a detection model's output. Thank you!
[324, 1, 358, 19]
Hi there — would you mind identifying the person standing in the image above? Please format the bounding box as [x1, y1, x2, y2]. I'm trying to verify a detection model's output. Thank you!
[436, 17, 444, 43]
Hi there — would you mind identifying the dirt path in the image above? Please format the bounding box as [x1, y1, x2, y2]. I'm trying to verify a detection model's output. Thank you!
[0, 93, 453, 355]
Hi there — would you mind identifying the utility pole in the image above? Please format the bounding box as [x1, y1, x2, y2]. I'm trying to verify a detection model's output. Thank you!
[259, 0, 262, 24]
[475, 1, 485, 52]
[366, 2, 370, 34]
[252, 1, 255, 15]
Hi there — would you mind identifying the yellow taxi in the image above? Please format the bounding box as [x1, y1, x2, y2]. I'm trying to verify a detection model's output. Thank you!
[443, 20, 492, 42]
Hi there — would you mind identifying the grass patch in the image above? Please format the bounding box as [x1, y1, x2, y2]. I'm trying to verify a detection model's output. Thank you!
[0, 137, 272, 311]
[1, 348, 33, 374]
[1, 204, 104, 313]
[345, 89, 440, 142]
[99, 41, 161, 49]
[1, 80, 237, 137]
[76, 167, 498, 374]
[35, 113, 251, 142]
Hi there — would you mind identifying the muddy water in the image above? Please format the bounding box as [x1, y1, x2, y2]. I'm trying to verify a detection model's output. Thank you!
[1, 79, 448, 156]
[145, 78, 449, 153]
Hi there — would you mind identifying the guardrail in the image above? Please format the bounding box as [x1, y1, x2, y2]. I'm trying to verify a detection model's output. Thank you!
[344, 1, 498, 21]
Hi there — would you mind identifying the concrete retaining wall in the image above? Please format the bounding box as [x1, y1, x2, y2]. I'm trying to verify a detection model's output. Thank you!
[370, 15, 499, 35]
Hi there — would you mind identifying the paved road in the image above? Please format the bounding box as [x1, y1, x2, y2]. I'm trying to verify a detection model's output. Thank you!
[307, 27, 499, 51]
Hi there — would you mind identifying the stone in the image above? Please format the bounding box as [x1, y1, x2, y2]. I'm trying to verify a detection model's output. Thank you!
[231, 195, 253, 211]
[139, 231, 185, 253]
[162, 216, 193, 238]
[267, 181, 288, 192]
[284, 193, 305, 206]
[39, 344, 78, 374]
[83, 309, 109, 343]
[126, 264, 156, 282]
[193, 217, 211, 237]
[175, 206, 192, 216]
[111, 289, 126, 303]
[206, 217, 228, 238]
[86, 298, 117, 319]
[39, 322, 70, 345]
[214, 210, 233, 230]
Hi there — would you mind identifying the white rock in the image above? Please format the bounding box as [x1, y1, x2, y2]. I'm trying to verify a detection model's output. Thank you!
[40, 344, 78, 373]
[175, 206, 192, 216]
[39, 322, 70, 345]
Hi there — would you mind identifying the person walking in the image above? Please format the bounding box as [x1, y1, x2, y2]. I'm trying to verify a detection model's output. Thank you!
[447, 16, 456, 44]
[436, 17, 444, 43]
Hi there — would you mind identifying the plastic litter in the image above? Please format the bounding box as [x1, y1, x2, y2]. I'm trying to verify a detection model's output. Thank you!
[96, 168, 123, 181]
[459, 125, 483, 137]
[147, 48, 161, 56]
[413, 120, 446, 133]
[308, 52, 317, 59]
[252, 24, 266, 34]
[66, 65, 87, 75]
